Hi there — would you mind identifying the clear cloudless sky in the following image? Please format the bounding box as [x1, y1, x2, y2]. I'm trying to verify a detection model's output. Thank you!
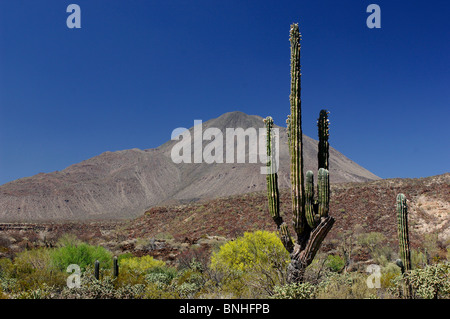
[0, 0, 449, 185]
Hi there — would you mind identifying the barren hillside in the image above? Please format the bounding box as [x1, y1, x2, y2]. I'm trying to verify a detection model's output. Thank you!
[0, 111, 379, 222]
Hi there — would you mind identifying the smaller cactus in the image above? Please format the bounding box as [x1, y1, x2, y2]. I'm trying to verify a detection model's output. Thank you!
[94, 260, 100, 280]
[396, 259, 405, 274]
[396, 193, 412, 298]
[113, 256, 119, 278]
[397, 194, 411, 273]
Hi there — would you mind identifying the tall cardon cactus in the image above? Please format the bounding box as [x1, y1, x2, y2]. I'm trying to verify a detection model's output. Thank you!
[264, 23, 335, 283]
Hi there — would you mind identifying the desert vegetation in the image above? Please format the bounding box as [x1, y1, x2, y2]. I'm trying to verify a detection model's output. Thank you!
[0, 171, 447, 300]
[0, 228, 448, 299]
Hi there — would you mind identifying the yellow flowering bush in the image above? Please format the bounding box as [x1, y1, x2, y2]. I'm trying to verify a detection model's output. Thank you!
[120, 255, 166, 273]
[211, 230, 289, 272]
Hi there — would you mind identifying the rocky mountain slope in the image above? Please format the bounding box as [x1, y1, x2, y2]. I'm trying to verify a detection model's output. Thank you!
[0, 174, 447, 263]
[0, 111, 379, 222]
[126, 173, 449, 244]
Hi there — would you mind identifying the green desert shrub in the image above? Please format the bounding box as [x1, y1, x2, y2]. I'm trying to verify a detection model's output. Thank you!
[174, 268, 205, 298]
[0, 258, 14, 278]
[271, 282, 316, 299]
[13, 248, 66, 291]
[380, 262, 402, 290]
[405, 263, 449, 299]
[0, 258, 15, 292]
[316, 272, 378, 299]
[61, 266, 145, 299]
[50, 240, 112, 271]
[144, 282, 180, 299]
[423, 234, 441, 262]
[0, 258, 16, 295]
[177, 282, 200, 298]
[14, 248, 52, 274]
[372, 245, 395, 267]
[0, 258, 17, 295]
[0, 288, 8, 299]
[356, 232, 386, 257]
[146, 266, 178, 287]
[325, 254, 345, 273]
[411, 249, 428, 269]
[147, 264, 209, 299]
[15, 283, 55, 299]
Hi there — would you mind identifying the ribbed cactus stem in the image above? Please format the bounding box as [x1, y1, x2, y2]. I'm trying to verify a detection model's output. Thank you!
[318, 110, 330, 170]
[397, 194, 411, 272]
[397, 193, 412, 298]
[264, 117, 281, 224]
[94, 260, 100, 280]
[318, 168, 330, 218]
[286, 115, 291, 150]
[305, 170, 318, 228]
[289, 23, 305, 235]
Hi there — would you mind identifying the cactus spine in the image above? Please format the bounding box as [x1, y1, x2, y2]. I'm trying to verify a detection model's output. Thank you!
[396, 193, 412, 298]
[264, 23, 334, 283]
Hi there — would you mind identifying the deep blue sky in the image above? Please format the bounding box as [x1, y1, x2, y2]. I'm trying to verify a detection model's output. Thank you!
[0, 0, 448, 185]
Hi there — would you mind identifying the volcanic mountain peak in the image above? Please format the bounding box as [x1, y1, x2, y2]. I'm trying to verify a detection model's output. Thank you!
[0, 111, 379, 222]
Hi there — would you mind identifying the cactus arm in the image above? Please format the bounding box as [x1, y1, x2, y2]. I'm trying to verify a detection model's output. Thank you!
[318, 168, 330, 218]
[305, 170, 319, 228]
[264, 116, 294, 253]
[264, 117, 281, 224]
[318, 110, 330, 170]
